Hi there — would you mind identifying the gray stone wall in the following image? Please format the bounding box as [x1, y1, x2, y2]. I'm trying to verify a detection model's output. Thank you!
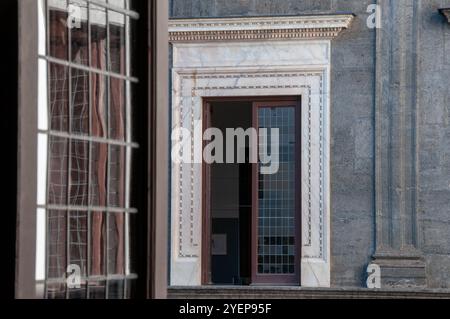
[419, 0, 450, 289]
[170, 0, 450, 289]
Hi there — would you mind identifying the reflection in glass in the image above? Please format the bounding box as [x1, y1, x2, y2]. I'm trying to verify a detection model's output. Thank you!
[69, 211, 88, 277]
[125, 279, 136, 299]
[109, 78, 126, 140]
[128, 17, 137, 76]
[127, 0, 138, 14]
[70, 140, 89, 206]
[108, 214, 125, 275]
[128, 213, 136, 274]
[90, 142, 108, 207]
[43, 0, 138, 300]
[70, 0, 89, 65]
[49, 64, 69, 132]
[88, 281, 106, 299]
[91, 211, 106, 276]
[68, 286, 87, 299]
[109, 11, 126, 74]
[90, 4, 107, 70]
[47, 210, 67, 279]
[109, 0, 125, 9]
[71, 69, 89, 135]
[108, 145, 125, 207]
[91, 74, 108, 138]
[46, 282, 66, 299]
[107, 280, 124, 299]
[48, 136, 69, 205]
[49, 0, 68, 60]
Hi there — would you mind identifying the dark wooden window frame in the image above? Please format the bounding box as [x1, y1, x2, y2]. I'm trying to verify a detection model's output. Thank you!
[15, 0, 168, 299]
[201, 96, 301, 286]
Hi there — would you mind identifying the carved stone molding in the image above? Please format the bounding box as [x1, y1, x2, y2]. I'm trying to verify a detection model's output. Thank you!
[440, 8, 450, 23]
[169, 15, 354, 42]
[170, 36, 334, 287]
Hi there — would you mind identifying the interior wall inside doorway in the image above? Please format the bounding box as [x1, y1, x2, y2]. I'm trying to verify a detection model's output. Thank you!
[210, 101, 252, 285]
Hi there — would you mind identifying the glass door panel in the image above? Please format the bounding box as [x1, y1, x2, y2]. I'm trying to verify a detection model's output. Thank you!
[252, 101, 300, 285]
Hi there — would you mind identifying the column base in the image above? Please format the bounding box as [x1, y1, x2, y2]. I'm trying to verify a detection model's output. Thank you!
[372, 248, 427, 289]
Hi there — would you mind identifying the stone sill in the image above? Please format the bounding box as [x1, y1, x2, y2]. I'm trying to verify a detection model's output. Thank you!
[168, 286, 450, 299]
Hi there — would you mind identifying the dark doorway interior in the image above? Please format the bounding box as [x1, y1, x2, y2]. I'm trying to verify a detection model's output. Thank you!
[210, 102, 252, 285]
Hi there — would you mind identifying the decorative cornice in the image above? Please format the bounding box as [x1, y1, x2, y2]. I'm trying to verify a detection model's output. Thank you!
[439, 8, 450, 23]
[169, 15, 354, 42]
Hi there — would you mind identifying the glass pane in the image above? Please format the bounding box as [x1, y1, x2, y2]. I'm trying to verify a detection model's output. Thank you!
[109, 78, 126, 140]
[47, 210, 67, 279]
[109, 0, 126, 9]
[91, 74, 108, 138]
[107, 213, 125, 275]
[70, 140, 89, 206]
[125, 279, 136, 299]
[70, 0, 89, 65]
[91, 212, 106, 276]
[48, 136, 69, 205]
[107, 280, 124, 299]
[71, 68, 89, 135]
[68, 284, 87, 299]
[90, 4, 107, 70]
[127, 0, 138, 11]
[46, 282, 66, 299]
[128, 16, 137, 77]
[49, 63, 69, 132]
[128, 213, 136, 274]
[129, 83, 138, 142]
[69, 211, 88, 277]
[257, 107, 296, 275]
[108, 145, 125, 207]
[49, 0, 69, 60]
[88, 281, 106, 299]
[108, 10, 126, 74]
[90, 142, 108, 207]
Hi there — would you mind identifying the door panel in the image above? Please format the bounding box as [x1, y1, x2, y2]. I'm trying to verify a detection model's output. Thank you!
[202, 102, 212, 284]
[252, 101, 301, 285]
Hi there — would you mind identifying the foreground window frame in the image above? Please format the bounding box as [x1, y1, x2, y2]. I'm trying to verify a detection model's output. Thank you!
[16, 0, 169, 299]
[39, 0, 139, 299]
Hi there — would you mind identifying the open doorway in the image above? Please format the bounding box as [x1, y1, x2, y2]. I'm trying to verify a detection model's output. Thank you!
[207, 101, 252, 285]
[202, 97, 301, 286]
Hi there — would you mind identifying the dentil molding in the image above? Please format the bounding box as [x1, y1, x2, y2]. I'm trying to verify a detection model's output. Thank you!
[169, 14, 355, 42]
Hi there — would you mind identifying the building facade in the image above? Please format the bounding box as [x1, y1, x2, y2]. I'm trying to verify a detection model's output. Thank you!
[8, 0, 450, 299]
[167, 0, 450, 297]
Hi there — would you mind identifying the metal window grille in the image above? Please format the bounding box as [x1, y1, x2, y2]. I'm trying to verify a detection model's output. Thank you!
[38, 0, 139, 299]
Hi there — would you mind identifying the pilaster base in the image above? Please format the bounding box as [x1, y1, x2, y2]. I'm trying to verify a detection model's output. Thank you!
[373, 249, 427, 289]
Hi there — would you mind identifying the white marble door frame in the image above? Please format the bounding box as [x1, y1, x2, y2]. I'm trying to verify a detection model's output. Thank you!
[169, 15, 354, 287]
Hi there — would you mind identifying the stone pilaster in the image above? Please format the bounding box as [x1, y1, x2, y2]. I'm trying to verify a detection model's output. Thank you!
[373, 0, 426, 288]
